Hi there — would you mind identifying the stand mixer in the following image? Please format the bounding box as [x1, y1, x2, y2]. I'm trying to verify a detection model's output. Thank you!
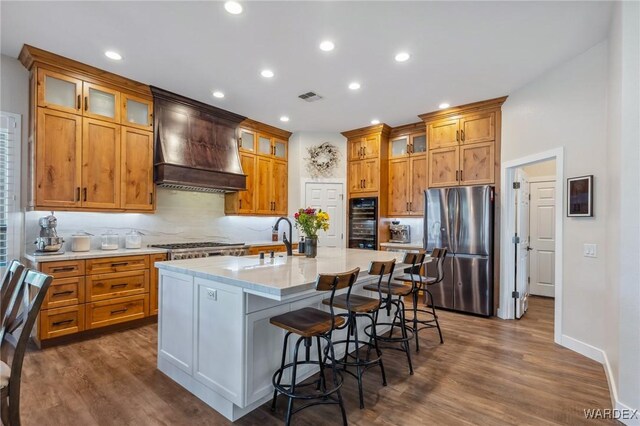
[34, 211, 65, 253]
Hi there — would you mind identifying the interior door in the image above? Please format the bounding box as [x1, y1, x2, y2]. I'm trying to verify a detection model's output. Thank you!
[305, 182, 344, 248]
[529, 180, 556, 297]
[514, 169, 530, 318]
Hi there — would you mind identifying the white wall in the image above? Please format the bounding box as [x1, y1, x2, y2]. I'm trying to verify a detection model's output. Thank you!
[607, 0, 640, 416]
[0, 55, 28, 260]
[502, 42, 610, 350]
[288, 131, 348, 244]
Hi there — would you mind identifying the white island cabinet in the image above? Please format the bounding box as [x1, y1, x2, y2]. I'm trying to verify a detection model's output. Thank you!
[156, 248, 408, 421]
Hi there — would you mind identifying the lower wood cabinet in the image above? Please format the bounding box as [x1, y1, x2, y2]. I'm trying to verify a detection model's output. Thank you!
[33, 253, 163, 346]
[86, 294, 148, 329]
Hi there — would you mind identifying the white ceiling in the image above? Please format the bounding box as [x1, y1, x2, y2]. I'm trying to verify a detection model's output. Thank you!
[1, 1, 612, 132]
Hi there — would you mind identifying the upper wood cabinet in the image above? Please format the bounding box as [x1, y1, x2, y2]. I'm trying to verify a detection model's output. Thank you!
[122, 94, 153, 131]
[343, 125, 389, 200]
[225, 119, 290, 216]
[121, 127, 154, 211]
[21, 45, 155, 212]
[349, 134, 380, 160]
[35, 108, 83, 208]
[420, 97, 506, 188]
[387, 123, 427, 217]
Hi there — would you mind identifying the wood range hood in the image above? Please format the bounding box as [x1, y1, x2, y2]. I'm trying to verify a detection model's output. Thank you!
[151, 86, 247, 193]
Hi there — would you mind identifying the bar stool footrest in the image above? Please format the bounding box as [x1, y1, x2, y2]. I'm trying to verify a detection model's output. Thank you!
[363, 322, 414, 343]
[272, 360, 343, 400]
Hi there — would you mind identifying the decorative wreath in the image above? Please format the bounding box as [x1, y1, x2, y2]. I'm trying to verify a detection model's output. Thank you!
[305, 142, 340, 178]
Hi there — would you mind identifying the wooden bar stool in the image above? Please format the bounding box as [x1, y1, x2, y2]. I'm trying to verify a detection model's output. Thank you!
[395, 248, 447, 351]
[321, 267, 387, 409]
[270, 268, 359, 426]
[362, 257, 416, 375]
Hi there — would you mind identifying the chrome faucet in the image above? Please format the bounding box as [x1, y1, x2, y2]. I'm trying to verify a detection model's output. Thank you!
[273, 217, 293, 256]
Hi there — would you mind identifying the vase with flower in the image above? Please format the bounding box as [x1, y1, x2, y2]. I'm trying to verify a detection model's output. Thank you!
[293, 207, 330, 258]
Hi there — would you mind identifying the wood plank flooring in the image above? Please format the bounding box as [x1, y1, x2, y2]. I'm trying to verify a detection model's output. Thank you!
[19, 296, 615, 425]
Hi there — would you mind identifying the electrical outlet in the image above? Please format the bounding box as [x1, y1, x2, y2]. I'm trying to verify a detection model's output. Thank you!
[206, 289, 217, 301]
[583, 243, 597, 258]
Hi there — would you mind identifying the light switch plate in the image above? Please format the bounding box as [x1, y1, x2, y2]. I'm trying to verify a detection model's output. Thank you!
[206, 289, 217, 301]
[583, 243, 597, 258]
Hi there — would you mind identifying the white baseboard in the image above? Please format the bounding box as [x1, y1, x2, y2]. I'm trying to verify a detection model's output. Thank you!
[561, 335, 639, 425]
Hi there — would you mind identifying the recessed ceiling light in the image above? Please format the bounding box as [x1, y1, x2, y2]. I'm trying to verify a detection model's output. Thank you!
[319, 41, 335, 52]
[224, 1, 243, 14]
[439, 103, 450, 109]
[395, 52, 411, 62]
[261, 69, 274, 78]
[370, 119, 380, 125]
[212, 91, 225, 99]
[348, 82, 361, 90]
[104, 51, 122, 61]
[280, 116, 290, 122]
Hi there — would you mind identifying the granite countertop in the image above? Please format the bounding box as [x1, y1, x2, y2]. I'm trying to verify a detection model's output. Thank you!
[380, 242, 424, 249]
[23, 247, 169, 263]
[156, 248, 418, 300]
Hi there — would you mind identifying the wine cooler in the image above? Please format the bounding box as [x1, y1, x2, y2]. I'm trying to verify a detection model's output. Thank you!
[348, 197, 378, 250]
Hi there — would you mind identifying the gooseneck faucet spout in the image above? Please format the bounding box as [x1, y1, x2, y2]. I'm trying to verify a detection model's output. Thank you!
[273, 217, 293, 256]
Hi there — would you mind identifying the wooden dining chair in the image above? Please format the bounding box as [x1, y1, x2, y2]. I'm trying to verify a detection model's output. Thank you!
[1, 260, 26, 322]
[1, 269, 52, 426]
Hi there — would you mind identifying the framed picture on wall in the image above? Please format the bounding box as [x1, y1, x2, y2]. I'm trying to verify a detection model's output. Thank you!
[567, 175, 593, 217]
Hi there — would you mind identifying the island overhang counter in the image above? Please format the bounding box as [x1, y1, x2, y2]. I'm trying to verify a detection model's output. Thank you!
[155, 248, 416, 421]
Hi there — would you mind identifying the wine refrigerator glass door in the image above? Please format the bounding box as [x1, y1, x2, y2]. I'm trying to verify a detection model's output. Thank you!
[349, 197, 377, 250]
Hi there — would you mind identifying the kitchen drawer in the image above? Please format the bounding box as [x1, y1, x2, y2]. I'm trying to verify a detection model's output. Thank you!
[86, 294, 148, 329]
[85, 270, 149, 302]
[42, 276, 85, 309]
[39, 305, 85, 339]
[86, 255, 149, 275]
[40, 260, 85, 278]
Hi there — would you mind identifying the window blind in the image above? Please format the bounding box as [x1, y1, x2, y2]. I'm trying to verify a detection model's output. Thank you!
[0, 113, 18, 268]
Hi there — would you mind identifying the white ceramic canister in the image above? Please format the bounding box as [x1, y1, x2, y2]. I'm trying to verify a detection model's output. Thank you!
[71, 232, 92, 252]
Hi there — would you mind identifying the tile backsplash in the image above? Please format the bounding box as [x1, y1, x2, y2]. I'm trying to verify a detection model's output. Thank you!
[25, 188, 296, 251]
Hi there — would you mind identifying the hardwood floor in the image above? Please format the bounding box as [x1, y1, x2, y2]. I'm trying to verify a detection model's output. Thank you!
[19, 296, 614, 425]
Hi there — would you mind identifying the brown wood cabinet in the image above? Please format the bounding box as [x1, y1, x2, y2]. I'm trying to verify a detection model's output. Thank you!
[343, 124, 390, 248]
[225, 120, 291, 216]
[421, 97, 506, 189]
[387, 124, 427, 217]
[149, 253, 167, 316]
[20, 44, 155, 212]
[29, 253, 162, 347]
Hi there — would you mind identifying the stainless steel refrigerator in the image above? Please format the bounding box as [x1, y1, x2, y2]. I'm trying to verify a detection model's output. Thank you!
[424, 186, 494, 316]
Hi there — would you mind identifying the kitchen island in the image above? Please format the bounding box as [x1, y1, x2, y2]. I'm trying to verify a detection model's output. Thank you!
[155, 248, 412, 421]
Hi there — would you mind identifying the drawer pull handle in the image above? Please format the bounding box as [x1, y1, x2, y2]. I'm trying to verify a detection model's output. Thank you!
[52, 319, 73, 326]
[52, 290, 74, 296]
[111, 262, 129, 267]
[110, 308, 128, 315]
[51, 266, 75, 272]
[110, 283, 128, 289]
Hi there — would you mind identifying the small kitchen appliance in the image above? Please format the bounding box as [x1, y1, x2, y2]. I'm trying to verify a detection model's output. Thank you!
[34, 211, 65, 253]
[389, 222, 411, 243]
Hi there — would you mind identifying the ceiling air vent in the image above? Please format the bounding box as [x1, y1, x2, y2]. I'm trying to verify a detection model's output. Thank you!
[298, 92, 323, 102]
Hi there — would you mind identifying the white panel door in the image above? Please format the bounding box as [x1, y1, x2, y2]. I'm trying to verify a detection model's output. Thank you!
[529, 181, 556, 297]
[515, 169, 530, 319]
[305, 183, 344, 248]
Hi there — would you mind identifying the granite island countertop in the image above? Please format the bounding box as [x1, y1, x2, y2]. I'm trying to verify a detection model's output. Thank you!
[155, 248, 421, 300]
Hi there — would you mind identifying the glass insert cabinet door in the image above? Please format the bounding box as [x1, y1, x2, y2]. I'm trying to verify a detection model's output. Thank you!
[123, 95, 153, 129]
[258, 135, 272, 155]
[411, 134, 427, 154]
[83, 83, 120, 122]
[274, 140, 286, 159]
[390, 136, 409, 157]
[37, 69, 82, 113]
[239, 129, 256, 152]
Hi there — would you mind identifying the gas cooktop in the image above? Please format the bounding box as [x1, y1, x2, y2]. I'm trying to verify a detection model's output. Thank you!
[149, 242, 245, 250]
